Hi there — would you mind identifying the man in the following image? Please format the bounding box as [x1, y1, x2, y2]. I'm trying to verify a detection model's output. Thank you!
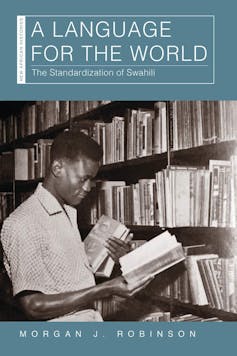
[1, 130, 151, 321]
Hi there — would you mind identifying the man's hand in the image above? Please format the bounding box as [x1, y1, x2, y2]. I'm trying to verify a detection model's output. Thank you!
[104, 237, 131, 263]
[108, 275, 153, 298]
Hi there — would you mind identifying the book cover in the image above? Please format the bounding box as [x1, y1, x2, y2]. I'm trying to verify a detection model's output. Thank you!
[0, 1, 237, 356]
[84, 214, 130, 275]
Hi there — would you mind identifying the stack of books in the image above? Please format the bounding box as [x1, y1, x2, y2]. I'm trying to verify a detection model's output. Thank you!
[14, 139, 53, 180]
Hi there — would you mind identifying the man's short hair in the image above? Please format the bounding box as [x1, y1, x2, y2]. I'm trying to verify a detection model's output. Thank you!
[50, 129, 103, 163]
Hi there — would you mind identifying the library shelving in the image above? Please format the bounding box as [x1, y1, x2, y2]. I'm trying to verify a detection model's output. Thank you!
[0, 100, 237, 321]
[156, 296, 237, 322]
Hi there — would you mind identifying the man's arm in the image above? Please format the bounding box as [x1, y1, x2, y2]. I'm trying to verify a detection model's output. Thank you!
[17, 275, 152, 320]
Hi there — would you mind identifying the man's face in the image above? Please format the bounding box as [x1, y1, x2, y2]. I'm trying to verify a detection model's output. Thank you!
[56, 156, 100, 206]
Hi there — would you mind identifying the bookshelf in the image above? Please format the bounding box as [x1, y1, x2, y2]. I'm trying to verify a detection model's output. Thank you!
[152, 296, 237, 321]
[0, 100, 237, 321]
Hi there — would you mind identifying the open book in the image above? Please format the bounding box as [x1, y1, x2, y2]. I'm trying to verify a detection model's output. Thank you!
[119, 230, 185, 285]
[84, 215, 130, 277]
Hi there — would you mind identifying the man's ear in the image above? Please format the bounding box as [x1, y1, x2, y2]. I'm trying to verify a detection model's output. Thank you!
[51, 159, 64, 177]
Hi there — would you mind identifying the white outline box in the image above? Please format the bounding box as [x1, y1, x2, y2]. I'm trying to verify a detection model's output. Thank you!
[17, 15, 215, 85]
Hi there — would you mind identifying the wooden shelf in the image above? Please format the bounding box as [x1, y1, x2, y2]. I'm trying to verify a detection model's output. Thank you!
[98, 152, 168, 182]
[79, 225, 237, 257]
[4, 140, 234, 184]
[0, 121, 69, 153]
[2, 153, 167, 189]
[0, 101, 156, 154]
[79, 225, 237, 246]
[80, 224, 237, 234]
[101, 153, 167, 170]
[171, 140, 237, 165]
[72, 101, 155, 124]
[155, 296, 237, 321]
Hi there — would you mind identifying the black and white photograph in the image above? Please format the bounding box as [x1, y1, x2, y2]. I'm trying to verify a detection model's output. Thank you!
[0, 100, 236, 322]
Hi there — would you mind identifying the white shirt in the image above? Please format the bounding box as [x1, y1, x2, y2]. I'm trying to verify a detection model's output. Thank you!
[1, 184, 102, 321]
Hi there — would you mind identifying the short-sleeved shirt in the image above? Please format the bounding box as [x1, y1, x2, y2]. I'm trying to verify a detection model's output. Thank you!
[1, 183, 102, 321]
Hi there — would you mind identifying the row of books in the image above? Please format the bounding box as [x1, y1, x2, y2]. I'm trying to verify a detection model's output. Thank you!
[84, 117, 126, 164]
[78, 106, 165, 164]
[169, 101, 237, 150]
[14, 139, 53, 180]
[70, 100, 111, 118]
[156, 158, 237, 228]
[79, 179, 159, 226]
[95, 296, 171, 321]
[156, 253, 237, 313]
[2, 157, 236, 228]
[1, 101, 237, 153]
[0, 102, 67, 143]
[0, 101, 110, 143]
[95, 297, 222, 321]
[142, 312, 221, 322]
[79, 158, 237, 228]
[95, 297, 123, 320]
[77, 101, 237, 161]
[0, 192, 13, 223]
[126, 105, 167, 158]
[0, 139, 53, 182]
[171, 314, 222, 322]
